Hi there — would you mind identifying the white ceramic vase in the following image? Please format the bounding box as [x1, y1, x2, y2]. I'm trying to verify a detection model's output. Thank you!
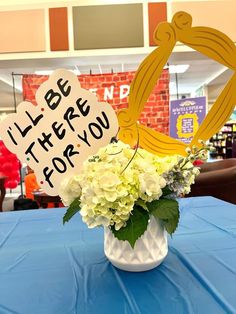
[104, 216, 168, 272]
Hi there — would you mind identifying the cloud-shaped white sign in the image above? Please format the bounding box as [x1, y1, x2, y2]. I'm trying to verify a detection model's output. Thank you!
[0, 69, 119, 195]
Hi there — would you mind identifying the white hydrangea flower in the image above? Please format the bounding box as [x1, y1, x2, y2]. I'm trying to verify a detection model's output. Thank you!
[99, 173, 121, 191]
[139, 173, 166, 202]
[59, 175, 81, 206]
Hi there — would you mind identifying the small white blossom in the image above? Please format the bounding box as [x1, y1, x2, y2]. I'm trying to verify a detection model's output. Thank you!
[185, 147, 191, 154]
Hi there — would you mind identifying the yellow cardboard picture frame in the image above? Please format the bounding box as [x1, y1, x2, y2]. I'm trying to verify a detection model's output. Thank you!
[118, 11, 236, 156]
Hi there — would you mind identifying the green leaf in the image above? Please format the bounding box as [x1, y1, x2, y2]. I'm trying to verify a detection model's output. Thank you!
[63, 197, 81, 224]
[147, 199, 179, 235]
[161, 186, 172, 197]
[111, 205, 149, 248]
[161, 219, 177, 235]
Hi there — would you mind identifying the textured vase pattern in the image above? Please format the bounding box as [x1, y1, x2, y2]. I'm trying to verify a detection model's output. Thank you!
[104, 216, 168, 272]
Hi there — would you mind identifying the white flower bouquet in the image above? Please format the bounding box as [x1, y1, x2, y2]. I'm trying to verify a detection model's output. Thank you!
[61, 140, 212, 248]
